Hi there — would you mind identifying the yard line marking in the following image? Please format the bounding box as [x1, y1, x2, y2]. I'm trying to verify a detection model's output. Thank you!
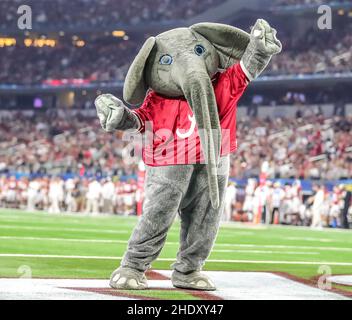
[285, 237, 338, 243]
[0, 217, 136, 227]
[0, 222, 253, 236]
[212, 249, 319, 255]
[213, 243, 352, 251]
[1, 209, 352, 234]
[1, 236, 352, 252]
[0, 254, 351, 266]
[0, 236, 123, 243]
[221, 221, 352, 234]
[213, 231, 255, 236]
[0, 225, 129, 234]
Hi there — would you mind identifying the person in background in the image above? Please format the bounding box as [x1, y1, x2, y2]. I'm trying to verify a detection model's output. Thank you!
[18, 177, 29, 209]
[311, 184, 326, 229]
[40, 177, 50, 211]
[341, 186, 351, 229]
[242, 179, 257, 222]
[281, 183, 293, 224]
[65, 178, 77, 212]
[290, 180, 303, 225]
[85, 178, 102, 214]
[121, 180, 136, 216]
[0, 176, 6, 207]
[5, 176, 17, 208]
[254, 181, 271, 224]
[270, 182, 285, 224]
[114, 180, 123, 214]
[102, 177, 115, 214]
[329, 185, 343, 228]
[223, 181, 237, 222]
[27, 178, 41, 211]
[48, 176, 64, 213]
[75, 178, 88, 212]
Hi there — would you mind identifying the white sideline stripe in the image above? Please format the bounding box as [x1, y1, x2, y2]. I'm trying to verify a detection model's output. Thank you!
[285, 237, 338, 243]
[0, 237, 318, 255]
[1, 208, 352, 234]
[0, 225, 128, 234]
[0, 223, 254, 236]
[0, 236, 121, 243]
[1, 254, 352, 266]
[1, 236, 352, 252]
[213, 249, 319, 255]
[220, 243, 352, 252]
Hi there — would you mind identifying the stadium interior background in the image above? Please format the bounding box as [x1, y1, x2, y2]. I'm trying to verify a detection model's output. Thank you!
[0, 0, 351, 229]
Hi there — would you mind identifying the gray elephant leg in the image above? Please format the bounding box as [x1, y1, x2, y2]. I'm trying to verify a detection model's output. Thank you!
[171, 156, 229, 290]
[118, 164, 193, 272]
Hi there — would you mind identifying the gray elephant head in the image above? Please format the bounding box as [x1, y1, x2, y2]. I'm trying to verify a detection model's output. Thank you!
[123, 23, 250, 209]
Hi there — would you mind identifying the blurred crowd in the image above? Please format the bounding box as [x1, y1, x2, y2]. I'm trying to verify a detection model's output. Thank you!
[224, 180, 351, 228]
[0, 109, 351, 180]
[0, 108, 351, 227]
[274, 0, 348, 6]
[0, 0, 224, 29]
[1, 173, 350, 229]
[0, 40, 136, 85]
[0, 20, 351, 85]
[0, 175, 141, 216]
[231, 113, 352, 181]
[1, 33, 351, 85]
[267, 24, 352, 76]
[0, 109, 138, 177]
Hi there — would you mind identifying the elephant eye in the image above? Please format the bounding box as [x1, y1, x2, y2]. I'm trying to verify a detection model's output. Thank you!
[159, 54, 173, 65]
[194, 44, 206, 56]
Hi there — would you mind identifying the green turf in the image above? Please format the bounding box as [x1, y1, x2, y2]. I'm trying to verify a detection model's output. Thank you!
[1, 209, 352, 296]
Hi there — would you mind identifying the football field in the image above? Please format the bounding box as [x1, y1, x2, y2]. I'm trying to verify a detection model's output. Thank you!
[0, 209, 351, 300]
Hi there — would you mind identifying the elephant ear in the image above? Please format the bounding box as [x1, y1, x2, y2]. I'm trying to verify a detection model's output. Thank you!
[123, 37, 156, 105]
[190, 22, 250, 69]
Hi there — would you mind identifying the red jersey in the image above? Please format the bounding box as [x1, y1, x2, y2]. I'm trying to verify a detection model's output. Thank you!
[133, 63, 249, 166]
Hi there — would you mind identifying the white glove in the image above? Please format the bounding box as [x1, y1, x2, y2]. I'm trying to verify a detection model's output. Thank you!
[95, 94, 127, 132]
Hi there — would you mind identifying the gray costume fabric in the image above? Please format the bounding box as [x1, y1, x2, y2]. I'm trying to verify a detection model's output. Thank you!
[94, 19, 281, 286]
[121, 156, 229, 273]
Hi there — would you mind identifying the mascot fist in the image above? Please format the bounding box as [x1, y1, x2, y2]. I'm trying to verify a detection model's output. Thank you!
[241, 19, 282, 81]
[95, 94, 126, 132]
[250, 19, 282, 56]
[95, 93, 140, 132]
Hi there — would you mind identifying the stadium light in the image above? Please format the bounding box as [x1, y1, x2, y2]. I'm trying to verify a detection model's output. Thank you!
[0, 37, 16, 47]
[23, 38, 57, 47]
[338, 9, 345, 16]
[75, 40, 85, 47]
[112, 30, 126, 37]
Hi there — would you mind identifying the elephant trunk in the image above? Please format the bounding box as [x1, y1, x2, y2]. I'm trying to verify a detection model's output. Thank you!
[180, 71, 222, 209]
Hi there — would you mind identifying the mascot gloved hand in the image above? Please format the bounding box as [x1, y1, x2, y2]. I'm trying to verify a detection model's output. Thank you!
[95, 19, 281, 291]
[95, 94, 140, 133]
[240, 19, 282, 81]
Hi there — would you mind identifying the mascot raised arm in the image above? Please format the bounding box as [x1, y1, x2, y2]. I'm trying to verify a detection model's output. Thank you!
[95, 19, 281, 290]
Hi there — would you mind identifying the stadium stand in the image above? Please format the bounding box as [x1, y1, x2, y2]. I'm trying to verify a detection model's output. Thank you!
[0, 20, 351, 85]
[0, 0, 351, 227]
[0, 0, 226, 29]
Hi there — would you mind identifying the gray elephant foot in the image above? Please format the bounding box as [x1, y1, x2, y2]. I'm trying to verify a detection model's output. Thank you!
[171, 270, 216, 291]
[109, 267, 148, 290]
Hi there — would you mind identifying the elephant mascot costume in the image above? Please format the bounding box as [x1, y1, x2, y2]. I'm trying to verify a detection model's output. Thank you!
[95, 19, 281, 290]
